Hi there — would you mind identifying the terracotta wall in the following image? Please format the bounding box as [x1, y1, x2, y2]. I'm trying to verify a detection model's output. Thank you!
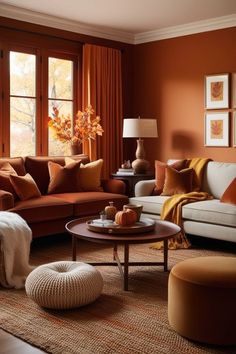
[130, 27, 236, 166]
[1, 17, 235, 165]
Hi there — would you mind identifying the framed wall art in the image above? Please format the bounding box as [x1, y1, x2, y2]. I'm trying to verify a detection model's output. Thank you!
[233, 112, 236, 147]
[204, 112, 229, 147]
[205, 74, 229, 109]
[232, 73, 236, 108]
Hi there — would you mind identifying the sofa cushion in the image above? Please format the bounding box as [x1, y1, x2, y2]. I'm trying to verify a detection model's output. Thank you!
[183, 221, 236, 242]
[182, 199, 236, 228]
[53, 192, 128, 217]
[0, 162, 18, 199]
[153, 159, 187, 195]
[65, 158, 103, 192]
[161, 167, 193, 196]
[78, 159, 104, 192]
[220, 178, 236, 206]
[202, 161, 236, 199]
[9, 195, 73, 223]
[25, 155, 89, 194]
[10, 173, 41, 201]
[131, 195, 236, 228]
[130, 195, 169, 215]
[47, 160, 81, 194]
[0, 157, 26, 176]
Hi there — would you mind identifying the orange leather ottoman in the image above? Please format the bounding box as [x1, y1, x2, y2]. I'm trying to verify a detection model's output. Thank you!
[168, 256, 236, 345]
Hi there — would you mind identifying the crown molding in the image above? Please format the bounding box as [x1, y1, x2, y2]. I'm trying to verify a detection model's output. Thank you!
[0, 3, 235, 45]
[0, 3, 134, 44]
[134, 14, 236, 44]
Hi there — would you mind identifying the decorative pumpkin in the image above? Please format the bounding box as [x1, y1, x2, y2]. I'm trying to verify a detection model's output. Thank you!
[115, 208, 137, 226]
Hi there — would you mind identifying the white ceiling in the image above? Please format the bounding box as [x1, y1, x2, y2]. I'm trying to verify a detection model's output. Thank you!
[0, 0, 236, 43]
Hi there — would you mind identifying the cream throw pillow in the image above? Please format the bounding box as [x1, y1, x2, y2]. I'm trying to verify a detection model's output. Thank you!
[65, 157, 103, 192]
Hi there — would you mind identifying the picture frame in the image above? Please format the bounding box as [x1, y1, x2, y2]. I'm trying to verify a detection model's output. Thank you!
[205, 74, 229, 109]
[232, 73, 236, 108]
[204, 112, 229, 147]
[233, 112, 236, 147]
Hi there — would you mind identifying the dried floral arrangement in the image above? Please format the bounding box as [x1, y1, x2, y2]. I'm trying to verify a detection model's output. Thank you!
[48, 105, 103, 145]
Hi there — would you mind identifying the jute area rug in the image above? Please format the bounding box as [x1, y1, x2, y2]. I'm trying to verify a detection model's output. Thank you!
[0, 235, 236, 354]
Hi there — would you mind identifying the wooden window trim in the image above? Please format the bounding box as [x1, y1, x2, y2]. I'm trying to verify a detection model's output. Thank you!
[0, 32, 81, 157]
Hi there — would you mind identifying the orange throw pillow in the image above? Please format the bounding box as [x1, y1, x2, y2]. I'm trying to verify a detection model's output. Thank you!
[10, 173, 41, 201]
[161, 166, 193, 196]
[153, 159, 187, 195]
[220, 178, 236, 206]
[47, 160, 81, 194]
[65, 157, 103, 192]
[0, 162, 18, 199]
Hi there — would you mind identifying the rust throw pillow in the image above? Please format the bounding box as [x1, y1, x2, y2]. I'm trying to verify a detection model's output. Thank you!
[47, 160, 81, 194]
[65, 157, 103, 192]
[220, 178, 236, 206]
[153, 159, 187, 195]
[0, 162, 18, 199]
[10, 173, 41, 201]
[161, 166, 193, 196]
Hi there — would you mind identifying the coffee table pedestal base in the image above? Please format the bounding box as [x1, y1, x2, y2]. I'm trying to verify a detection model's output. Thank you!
[72, 236, 168, 291]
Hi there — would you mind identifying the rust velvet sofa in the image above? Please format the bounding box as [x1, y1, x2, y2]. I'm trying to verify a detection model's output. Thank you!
[0, 155, 128, 238]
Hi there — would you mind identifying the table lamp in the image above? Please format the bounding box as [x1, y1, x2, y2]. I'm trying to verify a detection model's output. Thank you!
[123, 117, 158, 173]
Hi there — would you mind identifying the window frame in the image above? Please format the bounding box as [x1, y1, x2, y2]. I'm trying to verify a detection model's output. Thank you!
[43, 50, 79, 155]
[7, 45, 40, 157]
[0, 36, 81, 157]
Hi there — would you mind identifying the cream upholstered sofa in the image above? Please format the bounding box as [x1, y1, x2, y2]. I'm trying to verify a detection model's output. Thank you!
[129, 160, 236, 243]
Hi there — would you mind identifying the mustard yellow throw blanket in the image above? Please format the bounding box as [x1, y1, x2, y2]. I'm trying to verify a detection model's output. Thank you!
[187, 157, 211, 191]
[152, 157, 212, 250]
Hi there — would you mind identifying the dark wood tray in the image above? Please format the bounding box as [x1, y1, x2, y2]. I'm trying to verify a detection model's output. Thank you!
[86, 218, 155, 234]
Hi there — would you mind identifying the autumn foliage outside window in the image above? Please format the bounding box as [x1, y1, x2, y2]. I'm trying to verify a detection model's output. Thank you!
[48, 105, 104, 147]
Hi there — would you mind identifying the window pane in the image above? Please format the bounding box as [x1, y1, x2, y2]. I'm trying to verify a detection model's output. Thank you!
[10, 52, 36, 97]
[48, 100, 73, 156]
[10, 97, 36, 157]
[48, 58, 73, 100]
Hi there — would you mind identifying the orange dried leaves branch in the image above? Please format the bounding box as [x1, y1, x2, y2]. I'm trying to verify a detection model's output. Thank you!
[48, 105, 103, 144]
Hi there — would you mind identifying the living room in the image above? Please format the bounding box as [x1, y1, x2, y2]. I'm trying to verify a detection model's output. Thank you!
[0, 0, 236, 353]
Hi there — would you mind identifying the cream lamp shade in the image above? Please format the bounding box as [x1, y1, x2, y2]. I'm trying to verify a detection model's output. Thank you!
[123, 117, 158, 174]
[123, 119, 158, 138]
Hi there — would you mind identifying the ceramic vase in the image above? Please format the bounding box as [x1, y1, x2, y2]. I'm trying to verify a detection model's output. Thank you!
[104, 201, 117, 221]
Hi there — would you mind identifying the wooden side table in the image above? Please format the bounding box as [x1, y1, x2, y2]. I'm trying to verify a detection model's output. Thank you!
[111, 172, 154, 197]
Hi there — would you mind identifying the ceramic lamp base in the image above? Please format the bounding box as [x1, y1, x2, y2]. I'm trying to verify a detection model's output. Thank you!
[132, 159, 150, 174]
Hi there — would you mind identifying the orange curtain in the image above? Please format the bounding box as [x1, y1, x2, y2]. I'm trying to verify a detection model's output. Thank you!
[82, 44, 123, 178]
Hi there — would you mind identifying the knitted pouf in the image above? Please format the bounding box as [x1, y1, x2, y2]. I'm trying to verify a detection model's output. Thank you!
[25, 261, 103, 309]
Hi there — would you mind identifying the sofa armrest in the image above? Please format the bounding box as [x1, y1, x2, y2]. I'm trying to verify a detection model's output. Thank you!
[135, 179, 156, 197]
[0, 190, 14, 211]
[101, 179, 126, 195]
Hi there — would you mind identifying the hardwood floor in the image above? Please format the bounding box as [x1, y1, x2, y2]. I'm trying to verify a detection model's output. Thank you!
[0, 329, 45, 354]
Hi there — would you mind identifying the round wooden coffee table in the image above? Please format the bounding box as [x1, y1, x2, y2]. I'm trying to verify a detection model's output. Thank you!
[65, 219, 181, 291]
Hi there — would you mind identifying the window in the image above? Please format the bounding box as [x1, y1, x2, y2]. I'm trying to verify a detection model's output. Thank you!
[10, 51, 36, 157]
[48, 57, 74, 156]
[0, 38, 80, 158]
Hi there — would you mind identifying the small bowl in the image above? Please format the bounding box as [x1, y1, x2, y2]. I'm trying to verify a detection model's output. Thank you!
[123, 204, 143, 221]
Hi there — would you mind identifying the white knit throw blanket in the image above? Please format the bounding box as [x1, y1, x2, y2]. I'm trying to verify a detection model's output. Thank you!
[0, 212, 33, 289]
